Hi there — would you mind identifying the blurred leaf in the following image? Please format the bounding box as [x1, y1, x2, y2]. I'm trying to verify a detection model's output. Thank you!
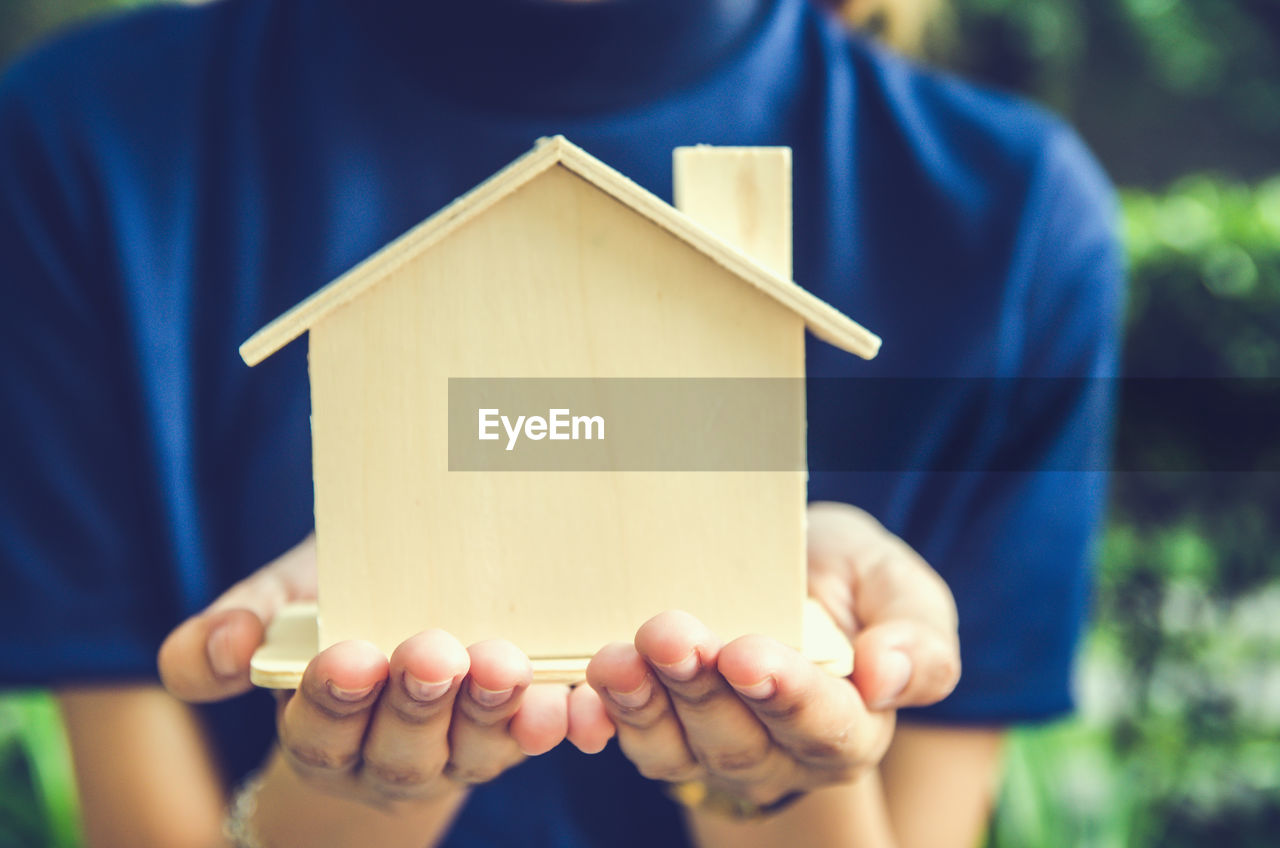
[0, 694, 81, 848]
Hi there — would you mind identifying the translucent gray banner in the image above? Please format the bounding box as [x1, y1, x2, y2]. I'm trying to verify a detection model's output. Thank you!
[446, 377, 1280, 472]
[448, 378, 806, 471]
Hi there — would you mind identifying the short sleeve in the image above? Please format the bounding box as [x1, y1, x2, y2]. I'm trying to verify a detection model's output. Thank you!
[916, 128, 1122, 722]
[810, 125, 1125, 723]
[0, 59, 175, 684]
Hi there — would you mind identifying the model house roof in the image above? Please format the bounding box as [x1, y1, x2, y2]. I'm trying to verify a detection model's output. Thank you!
[240, 136, 881, 366]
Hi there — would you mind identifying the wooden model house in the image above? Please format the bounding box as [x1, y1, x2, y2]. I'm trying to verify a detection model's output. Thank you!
[243, 137, 880, 686]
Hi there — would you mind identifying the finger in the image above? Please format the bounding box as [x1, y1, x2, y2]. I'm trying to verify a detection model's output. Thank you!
[359, 630, 470, 800]
[807, 503, 957, 638]
[158, 607, 264, 702]
[157, 535, 317, 703]
[635, 611, 783, 787]
[206, 534, 318, 621]
[567, 684, 615, 754]
[806, 503, 959, 710]
[586, 641, 702, 784]
[841, 518, 958, 642]
[509, 684, 570, 756]
[718, 634, 890, 777]
[850, 620, 960, 710]
[444, 640, 532, 784]
[278, 640, 388, 789]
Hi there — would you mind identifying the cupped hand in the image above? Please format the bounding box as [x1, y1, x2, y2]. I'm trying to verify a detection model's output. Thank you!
[576, 611, 890, 806]
[804, 501, 961, 712]
[270, 631, 566, 806]
[157, 535, 569, 807]
[566, 501, 961, 806]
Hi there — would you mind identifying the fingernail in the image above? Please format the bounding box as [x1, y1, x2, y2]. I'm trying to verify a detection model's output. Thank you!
[869, 650, 912, 710]
[607, 676, 652, 708]
[207, 625, 240, 679]
[655, 649, 700, 682]
[327, 680, 376, 702]
[404, 671, 453, 702]
[731, 676, 776, 700]
[469, 680, 514, 707]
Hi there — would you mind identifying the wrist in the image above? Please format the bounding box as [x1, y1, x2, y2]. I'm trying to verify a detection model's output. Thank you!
[682, 778, 897, 848]
[224, 770, 267, 848]
[247, 750, 468, 848]
[667, 780, 806, 821]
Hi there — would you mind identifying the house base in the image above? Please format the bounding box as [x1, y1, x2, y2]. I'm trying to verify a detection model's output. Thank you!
[249, 599, 854, 688]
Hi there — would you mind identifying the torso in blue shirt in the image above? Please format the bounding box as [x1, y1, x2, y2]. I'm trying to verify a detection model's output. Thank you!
[0, 1, 1122, 844]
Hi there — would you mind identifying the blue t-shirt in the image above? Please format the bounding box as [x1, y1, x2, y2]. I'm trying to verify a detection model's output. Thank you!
[0, 0, 1122, 844]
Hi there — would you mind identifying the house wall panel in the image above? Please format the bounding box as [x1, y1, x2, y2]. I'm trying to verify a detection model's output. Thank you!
[309, 165, 807, 658]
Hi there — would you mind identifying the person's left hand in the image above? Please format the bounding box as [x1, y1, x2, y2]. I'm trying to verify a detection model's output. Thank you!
[565, 501, 961, 807]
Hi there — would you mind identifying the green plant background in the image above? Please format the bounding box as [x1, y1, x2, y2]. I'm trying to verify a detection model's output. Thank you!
[2, 2, 1278, 847]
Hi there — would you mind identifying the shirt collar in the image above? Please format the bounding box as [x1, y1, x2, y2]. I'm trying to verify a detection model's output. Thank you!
[340, 0, 773, 114]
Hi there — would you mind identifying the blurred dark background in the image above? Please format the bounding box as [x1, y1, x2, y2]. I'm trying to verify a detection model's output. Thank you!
[939, 0, 1280, 185]
[1, 1, 1277, 847]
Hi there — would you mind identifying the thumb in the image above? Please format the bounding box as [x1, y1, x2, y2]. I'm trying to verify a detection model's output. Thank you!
[158, 607, 265, 703]
[158, 534, 316, 703]
[850, 618, 960, 712]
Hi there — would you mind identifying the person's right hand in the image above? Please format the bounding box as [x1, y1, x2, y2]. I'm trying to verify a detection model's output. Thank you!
[158, 535, 571, 806]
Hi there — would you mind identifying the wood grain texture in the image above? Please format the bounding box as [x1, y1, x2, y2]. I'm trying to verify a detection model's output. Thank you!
[673, 146, 792, 279]
[308, 164, 809, 659]
[241, 137, 880, 366]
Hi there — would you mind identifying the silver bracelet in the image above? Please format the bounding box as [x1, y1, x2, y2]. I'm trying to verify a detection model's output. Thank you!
[223, 770, 266, 848]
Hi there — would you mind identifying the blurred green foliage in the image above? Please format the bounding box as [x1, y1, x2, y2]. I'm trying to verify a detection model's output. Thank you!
[988, 176, 1280, 848]
[0, 0, 153, 73]
[1123, 176, 1280, 379]
[940, 0, 1280, 184]
[0, 695, 79, 848]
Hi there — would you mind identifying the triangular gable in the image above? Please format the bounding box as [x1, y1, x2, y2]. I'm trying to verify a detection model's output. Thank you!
[240, 136, 881, 366]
